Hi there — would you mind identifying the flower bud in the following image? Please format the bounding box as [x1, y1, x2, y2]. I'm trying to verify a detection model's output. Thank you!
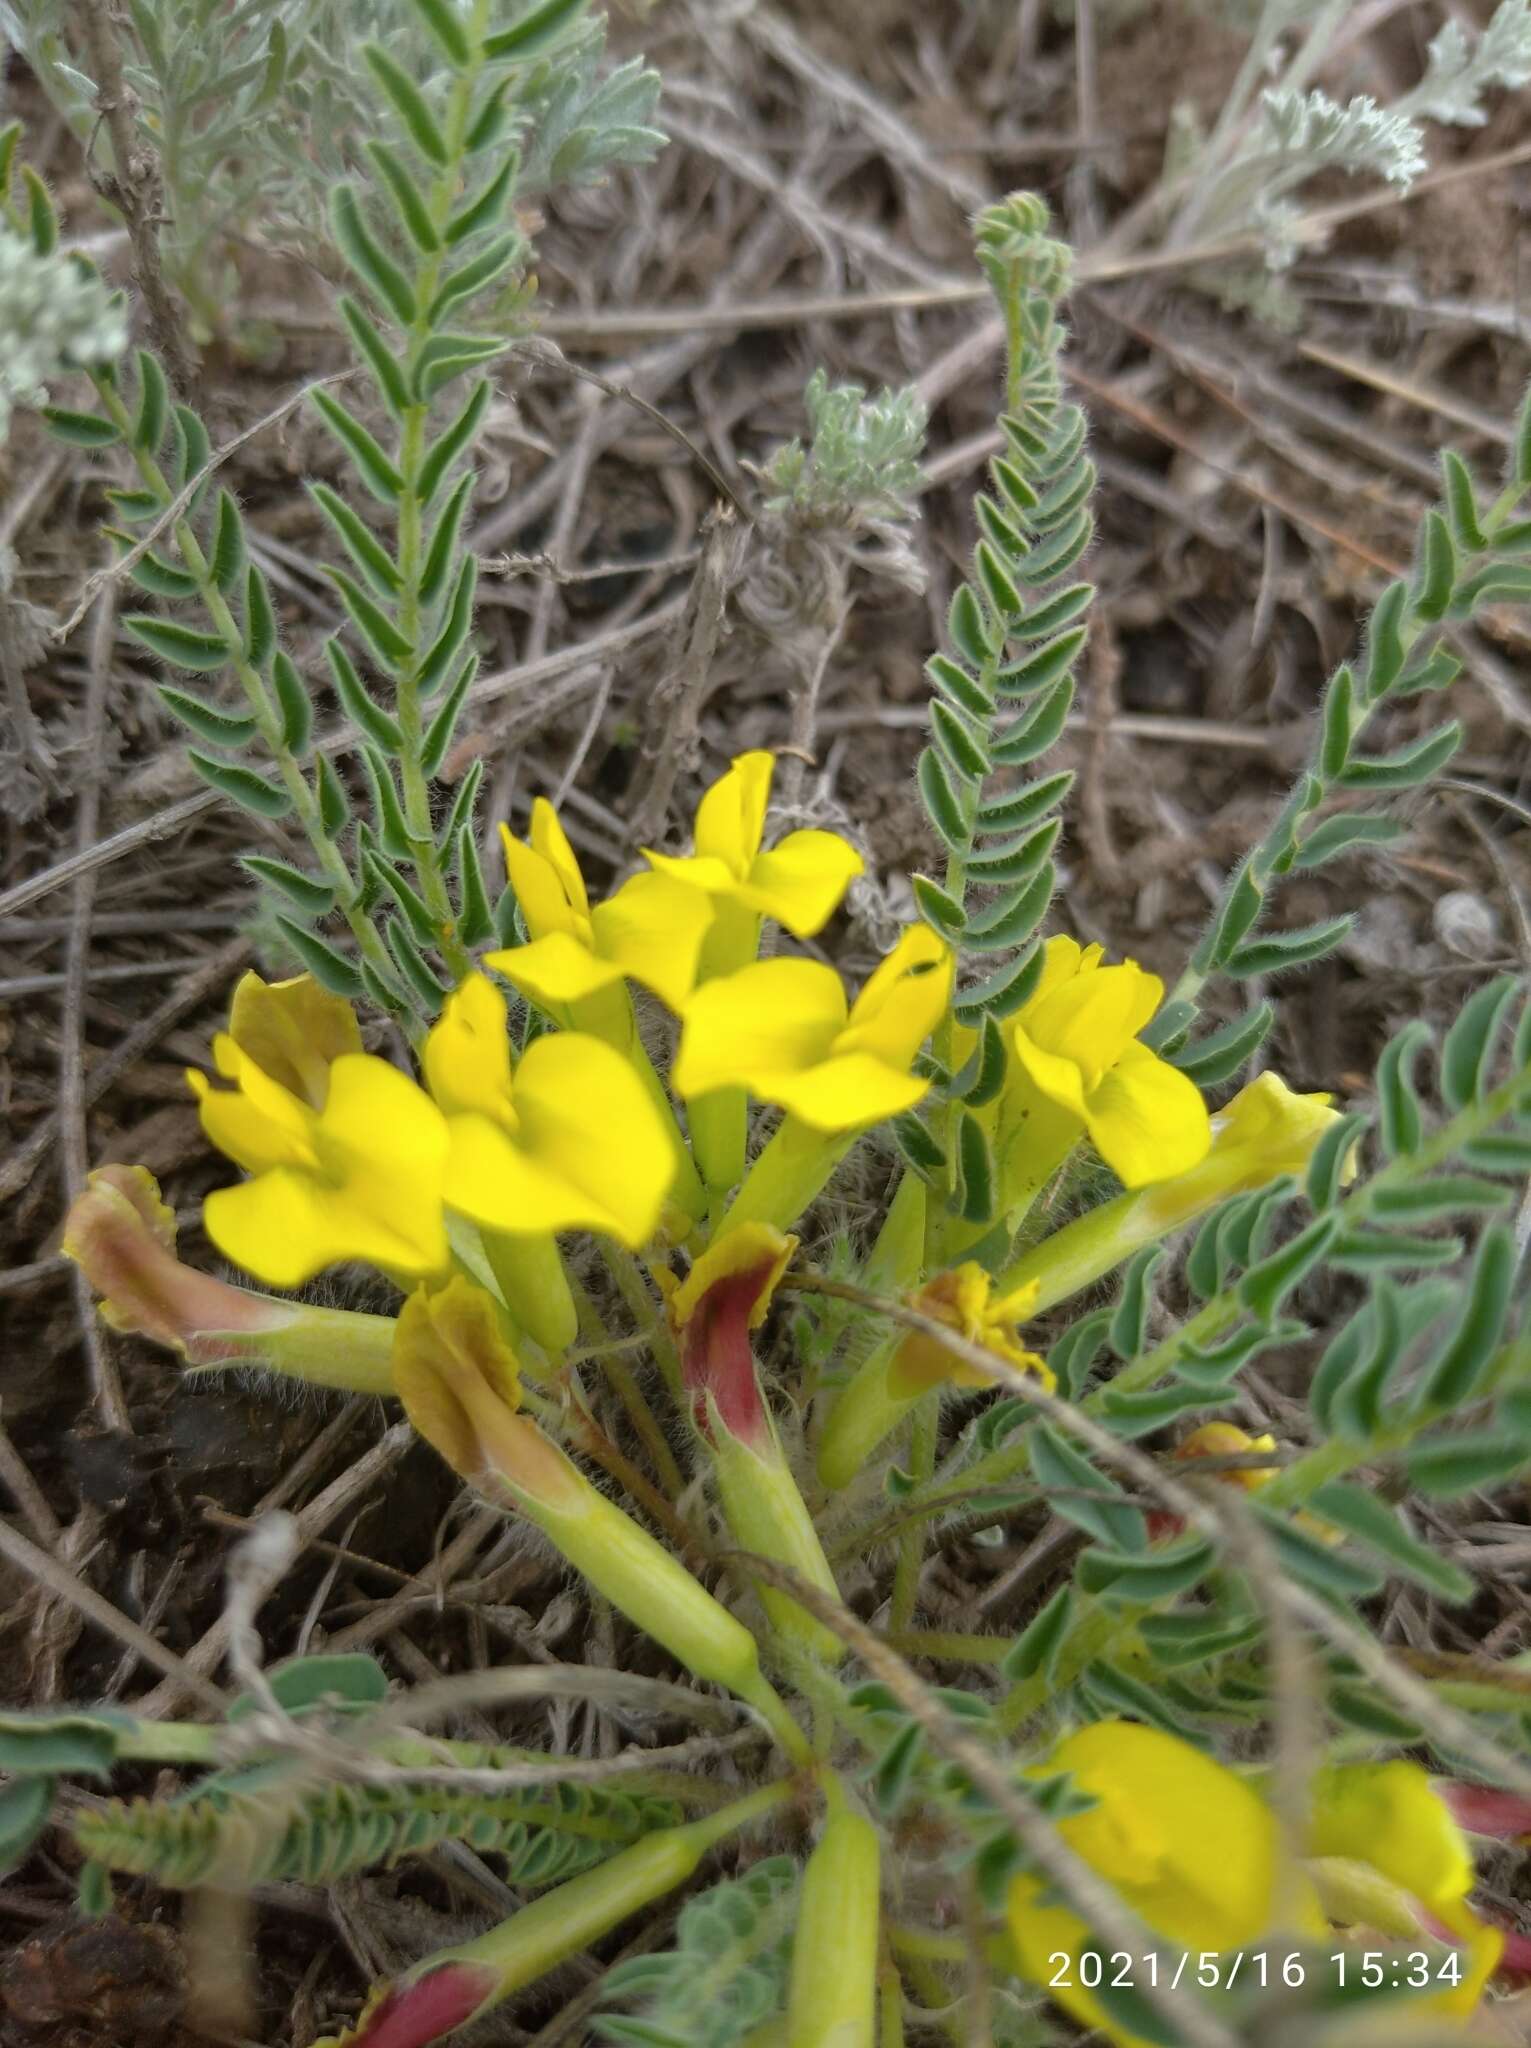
[787, 1805, 880, 2048]
[64, 1166, 396, 1393]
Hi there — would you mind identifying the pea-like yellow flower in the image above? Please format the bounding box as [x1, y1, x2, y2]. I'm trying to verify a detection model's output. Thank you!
[397, 1275, 808, 1758]
[817, 1265, 1050, 1491]
[675, 924, 953, 1133]
[1004, 937, 1211, 1194]
[643, 748, 864, 955]
[188, 1021, 450, 1289]
[424, 973, 676, 1250]
[492, 798, 715, 1022]
[1008, 1721, 1289, 2047]
[63, 1164, 396, 1392]
[1306, 1761, 1503, 2017]
[1000, 1070, 1344, 1311]
[223, 968, 363, 1106]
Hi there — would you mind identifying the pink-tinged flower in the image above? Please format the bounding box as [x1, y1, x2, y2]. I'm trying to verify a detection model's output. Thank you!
[63, 1164, 397, 1394]
[312, 1961, 496, 2048]
[661, 1222, 797, 1447]
[1434, 1781, 1531, 1844]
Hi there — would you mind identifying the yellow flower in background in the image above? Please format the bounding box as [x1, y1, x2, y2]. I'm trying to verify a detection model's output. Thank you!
[223, 969, 363, 1107]
[643, 749, 864, 951]
[1008, 1721, 1288, 2048]
[1007, 937, 1211, 1189]
[999, 1068, 1344, 1312]
[1307, 1762, 1503, 2017]
[1172, 1420, 1277, 1493]
[890, 1265, 1048, 1396]
[493, 799, 715, 1020]
[189, 1034, 449, 1289]
[425, 973, 675, 1249]
[675, 924, 953, 1133]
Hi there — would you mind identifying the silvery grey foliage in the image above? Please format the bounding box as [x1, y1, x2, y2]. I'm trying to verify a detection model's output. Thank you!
[759, 369, 927, 529]
[1173, 0, 1531, 307]
[1257, 87, 1428, 189]
[0, 223, 125, 440]
[1, 0, 662, 332]
[1412, 0, 1531, 125]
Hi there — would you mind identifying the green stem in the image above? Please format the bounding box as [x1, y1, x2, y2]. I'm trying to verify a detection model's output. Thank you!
[889, 1401, 937, 1633]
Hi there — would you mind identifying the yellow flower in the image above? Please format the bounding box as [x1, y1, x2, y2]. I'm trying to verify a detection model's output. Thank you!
[889, 1265, 1049, 1397]
[1008, 1721, 1285, 2047]
[424, 972, 676, 1249]
[1004, 937, 1211, 1193]
[188, 1030, 450, 1289]
[1173, 1420, 1277, 1493]
[398, 1276, 808, 1752]
[1307, 1762, 1503, 2017]
[999, 1070, 1344, 1311]
[817, 1266, 1049, 1491]
[643, 749, 864, 951]
[223, 969, 363, 1107]
[63, 1164, 396, 1392]
[491, 798, 715, 1020]
[675, 924, 954, 1133]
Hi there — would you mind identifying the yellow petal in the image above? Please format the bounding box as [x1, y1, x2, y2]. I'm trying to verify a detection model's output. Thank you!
[735, 829, 864, 937]
[1022, 957, 1163, 1085]
[203, 1168, 436, 1287]
[837, 924, 953, 1067]
[589, 868, 715, 1011]
[693, 749, 773, 874]
[673, 958, 846, 1100]
[226, 970, 362, 1107]
[444, 1035, 675, 1248]
[765, 1053, 925, 1131]
[316, 1054, 452, 1268]
[528, 797, 589, 917]
[640, 849, 744, 898]
[1081, 1040, 1212, 1187]
[667, 1221, 798, 1332]
[423, 972, 515, 1125]
[486, 931, 626, 1011]
[188, 1053, 319, 1176]
[499, 820, 582, 941]
[1308, 1764, 1474, 1914]
[1007, 1022, 1090, 1125]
